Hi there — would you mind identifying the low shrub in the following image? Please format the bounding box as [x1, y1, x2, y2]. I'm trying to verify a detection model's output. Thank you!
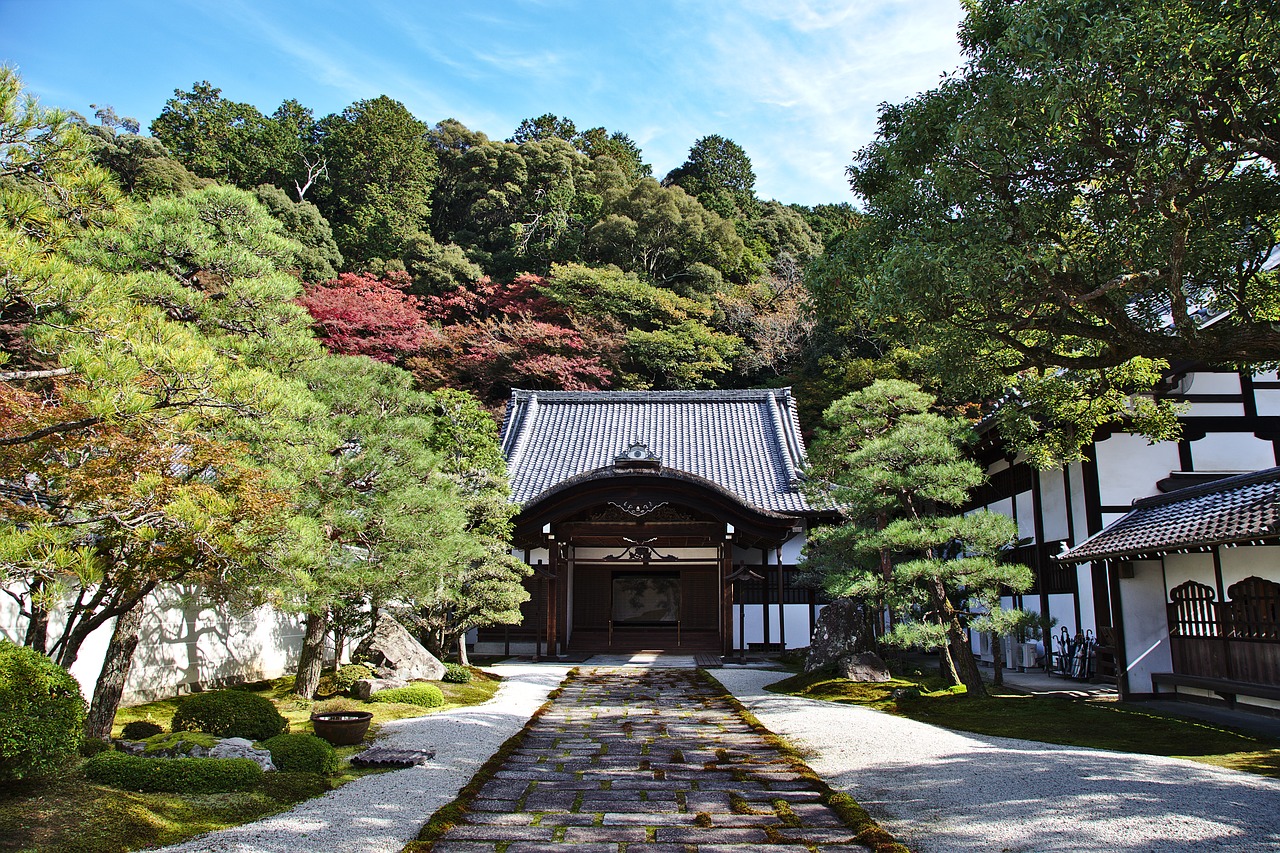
[261, 733, 340, 774]
[171, 690, 287, 741]
[84, 750, 263, 793]
[333, 664, 373, 694]
[0, 641, 87, 782]
[442, 663, 472, 684]
[368, 683, 444, 708]
[120, 720, 164, 740]
[80, 737, 111, 758]
[313, 697, 362, 714]
[260, 770, 331, 802]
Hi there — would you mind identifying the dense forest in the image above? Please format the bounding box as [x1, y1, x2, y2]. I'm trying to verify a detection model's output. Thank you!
[77, 82, 859, 417]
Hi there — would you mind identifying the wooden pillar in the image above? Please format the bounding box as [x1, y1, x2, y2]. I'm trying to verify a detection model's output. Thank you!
[548, 545, 559, 658]
[761, 547, 771, 650]
[721, 543, 734, 656]
[776, 546, 786, 651]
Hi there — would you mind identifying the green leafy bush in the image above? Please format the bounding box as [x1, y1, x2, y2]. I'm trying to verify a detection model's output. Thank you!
[84, 750, 263, 793]
[171, 690, 287, 741]
[442, 663, 472, 684]
[120, 720, 164, 740]
[0, 641, 87, 781]
[368, 683, 444, 708]
[261, 733, 340, 774]
[319, 663, 374, 697]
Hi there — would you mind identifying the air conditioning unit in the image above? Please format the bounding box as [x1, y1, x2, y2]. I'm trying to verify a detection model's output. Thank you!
[1019, 643, 1039, 670]
[1005, 640, 1019, 669]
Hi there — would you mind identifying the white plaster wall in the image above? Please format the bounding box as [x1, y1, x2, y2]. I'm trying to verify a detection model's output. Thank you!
[1094, 433, 1182, 506]
[1218, 544, 1280, 588]
[1181, 371, 1242, 395]
[780, 531, 806, 565]
[1038, 468, 1071, 542]
[1118, 560, 1173, 694]
[731, 604, 815, 649]
[1076, 565, 1097, 633]
[1184, 402, 1248, 417]
[987, 497, 1013, 520]
[1255, 389, 1280, 417]
[1190, 432, 1275, 472]
[1015, 490, 1035, 540]
[1162, 552, 1216, 591]
[1, 585, 305, 706]
[1068, 462, 1089, 540]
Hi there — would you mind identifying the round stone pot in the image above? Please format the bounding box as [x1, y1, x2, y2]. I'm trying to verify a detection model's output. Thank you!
[310, 711, 373, 746]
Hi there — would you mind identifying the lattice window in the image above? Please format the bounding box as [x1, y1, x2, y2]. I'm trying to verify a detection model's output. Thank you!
[1167, 580, 1220, 637]
[1224, 576, 1280, 641]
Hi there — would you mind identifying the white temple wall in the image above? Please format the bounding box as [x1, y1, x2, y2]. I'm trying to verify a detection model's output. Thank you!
[1, 584, 304, 706]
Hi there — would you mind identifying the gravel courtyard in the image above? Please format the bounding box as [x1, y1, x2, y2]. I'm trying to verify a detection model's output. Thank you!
[154, 663, 571, 853]
[714, 668, 1280, 852]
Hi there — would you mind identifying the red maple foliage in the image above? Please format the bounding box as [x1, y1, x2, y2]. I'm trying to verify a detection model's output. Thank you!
[299, 271, 430, 363]
[410, 273, 613, 407]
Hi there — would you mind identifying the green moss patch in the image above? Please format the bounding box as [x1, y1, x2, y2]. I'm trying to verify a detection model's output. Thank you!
[767, 670, 1280, 777]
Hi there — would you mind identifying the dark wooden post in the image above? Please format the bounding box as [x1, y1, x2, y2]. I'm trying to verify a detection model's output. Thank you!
[721, 540, 734, 656]
[777, 546, 786, 651]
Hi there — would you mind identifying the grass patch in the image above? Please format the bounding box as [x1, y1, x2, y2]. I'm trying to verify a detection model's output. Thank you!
[767, 670, 1280, 778]
[3, 669, 503, 853]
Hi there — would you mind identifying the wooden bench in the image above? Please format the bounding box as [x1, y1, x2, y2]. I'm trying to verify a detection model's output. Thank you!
[1150, 672, 1280, 708]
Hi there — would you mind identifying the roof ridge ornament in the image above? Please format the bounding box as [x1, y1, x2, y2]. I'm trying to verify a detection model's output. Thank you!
[614, 441, 662, 468]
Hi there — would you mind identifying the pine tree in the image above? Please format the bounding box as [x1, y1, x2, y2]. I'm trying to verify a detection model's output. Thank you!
[804, 380, 1030, 696]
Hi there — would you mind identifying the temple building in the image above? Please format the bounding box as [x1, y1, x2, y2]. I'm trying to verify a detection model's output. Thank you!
[473, 389, 836, 657]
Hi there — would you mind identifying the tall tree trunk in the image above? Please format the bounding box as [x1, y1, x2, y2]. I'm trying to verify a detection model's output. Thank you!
[457, 632, 470, 667]
[332, 625, 346, 671]
[295, 610, 329, 699]
[84, 605, 144, 741]
[24, 579, 49, 653]
[949, 621, 987, 697]
[991, 633, 1005, 687]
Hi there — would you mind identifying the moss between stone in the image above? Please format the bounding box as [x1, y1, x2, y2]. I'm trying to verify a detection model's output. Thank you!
[141, 731, 219, 754]
[402, 668, 577, 852]
[698, 669, 910, 853]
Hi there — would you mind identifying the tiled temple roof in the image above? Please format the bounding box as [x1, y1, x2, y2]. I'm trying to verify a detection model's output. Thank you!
[499, 389, 815, 514]
[1057, 466, 1280, 563]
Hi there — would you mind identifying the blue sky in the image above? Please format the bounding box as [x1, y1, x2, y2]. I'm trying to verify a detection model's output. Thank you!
[0, 0, 965, 207]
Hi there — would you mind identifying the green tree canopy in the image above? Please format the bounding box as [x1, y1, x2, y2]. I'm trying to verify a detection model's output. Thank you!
[809, 0, 1280, 463]
[664, 134, 759, 220]
[316, 96, 436, 264]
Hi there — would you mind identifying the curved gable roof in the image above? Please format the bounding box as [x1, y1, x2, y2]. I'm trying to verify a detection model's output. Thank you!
[499, 388, 816, 515]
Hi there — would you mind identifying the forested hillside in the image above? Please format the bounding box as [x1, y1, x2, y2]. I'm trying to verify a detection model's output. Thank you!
[72, 82, 857, 411]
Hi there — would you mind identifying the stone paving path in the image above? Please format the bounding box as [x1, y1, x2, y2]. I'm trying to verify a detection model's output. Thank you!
[431, 667, 866, 852]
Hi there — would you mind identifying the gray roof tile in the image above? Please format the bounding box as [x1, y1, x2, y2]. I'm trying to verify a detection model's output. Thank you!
[499, 389, 814, 514]
[1058, 466, 1280, 563]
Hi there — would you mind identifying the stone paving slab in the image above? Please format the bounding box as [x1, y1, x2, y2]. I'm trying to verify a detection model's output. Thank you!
[428, 667, 860, 850]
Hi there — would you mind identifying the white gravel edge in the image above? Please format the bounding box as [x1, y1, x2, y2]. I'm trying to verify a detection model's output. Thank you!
[153, 663, 572, 853]
[713, 668, 1280, 853]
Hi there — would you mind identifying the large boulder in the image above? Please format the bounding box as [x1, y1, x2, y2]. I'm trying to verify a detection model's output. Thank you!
[806, 597, 875, 674]
[210, 737, 276, 772]
[353, 615, 446, 682]
[836, 651, 891, 683]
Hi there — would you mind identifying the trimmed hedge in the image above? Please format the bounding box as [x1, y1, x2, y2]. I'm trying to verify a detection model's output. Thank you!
[120, 720, 164, 740]
[442, 663, 472, 684]
[84, 750, 263, 793]
[0, 641, 87, 781]
[260, 770, 331, 802]
[368, 683, 444, 708]
[171, 689, 287, 741]
[262, 733, 340, 774]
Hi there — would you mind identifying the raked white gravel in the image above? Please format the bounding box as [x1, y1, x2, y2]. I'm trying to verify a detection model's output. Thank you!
[714, 668, 1280, 853]
[154, 663, 572, 853]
